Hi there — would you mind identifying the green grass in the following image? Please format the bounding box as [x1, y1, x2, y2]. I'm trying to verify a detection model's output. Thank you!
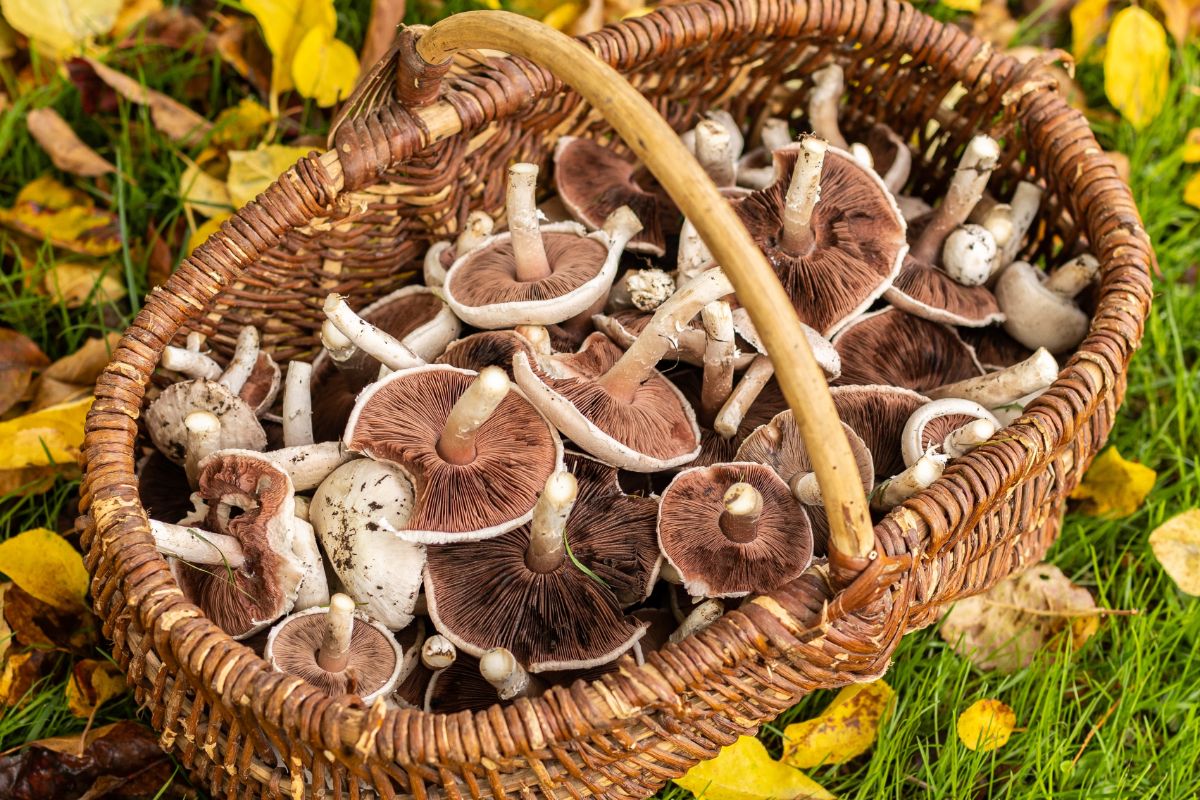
[0, 5, 1198, 799]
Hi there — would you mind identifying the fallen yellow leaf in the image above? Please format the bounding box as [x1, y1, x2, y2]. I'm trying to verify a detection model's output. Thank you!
[781, 680, 894, 768]
[1149, 509, 1200, 596]
[43, 262, 127, 308]
[212, 97, 274, 149]
[290, 26, 360, 107]
[0, 650, 51, 707]
[0, 0, 120, 54]
[1183, 129, 1200, 163]
[66, 659, 126, 718]
[1185, 172, 1200, 210]
[0, 396, 93, 471]
[1155, 0, 1200, 45]
[1070, 447, 1156, 517]
[1070, 0, 1109, 61]
[942, 0, 981, 12]
[243, 0, 336, 97]
[26, 108, 115, 178]
[180, 159, 232, 218]
[956, 699, 1016, 752]
[674, 736, 833, 800]
[189, 213, 231, 254]
[226, 145, 313, 208]
[1103, 7, 1169, 130]
[0, 528, 90, 611]
[113, 0, 162, 38]
[0, 176, 121, 256]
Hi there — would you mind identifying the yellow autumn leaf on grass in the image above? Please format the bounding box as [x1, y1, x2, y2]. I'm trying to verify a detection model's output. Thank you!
[0, 528, 90, 611]
[942, 0, 981, 12]
[43, 262, 127, 308]
[291, 26, 360, 108]
[1070, 0, 1109, 60]
[66, 659, 126, 718]
[226, 145, 314, 208]
[674, 736, 833, 800]
[0, 177, 121, 257]
[1104, 7, 1169, 130]
[0, 396, 93, 471]
[0, 0, 120, 54]
[1069, 447, 1156, 517]
[180, 160, 232, 218]
[1156, 0, 1200, 44]
[956, 699, 1016, 752]
[1182, 129, 1200, 163]
[212, 98, 274, 149]
[781, 680, 894, 768]
[189, 214, 231, 254]
[1149, 509, 1200, 596]
[1185, 173, 1200, 209]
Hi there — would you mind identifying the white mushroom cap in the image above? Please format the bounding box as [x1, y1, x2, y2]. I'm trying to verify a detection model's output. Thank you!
[942, 224, 998, 287]
[994, 259, 1094, 352]
[144, 379, 267, 466]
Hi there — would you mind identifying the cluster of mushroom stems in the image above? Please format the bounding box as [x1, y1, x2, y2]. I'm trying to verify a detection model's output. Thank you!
[136, 61, 1099, 711]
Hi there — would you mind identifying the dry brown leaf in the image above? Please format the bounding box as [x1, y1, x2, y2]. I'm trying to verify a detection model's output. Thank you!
[2, 583, 99, 654]
[0, 328, 49, 416]
[0, 583, 11, 664]
[0, 649, 53, 708]
[25, 109, 115, 178]
[79, 57, 212, 144]
[940, 563, 1099, 673]
[66, 659, 126, 719]
[974, 0, 1018, 47]
[29, 378, 93, 413]
[360, 0, 406, 70]
[43, 334, 120, 385]
[1149, 509, 1200, 595]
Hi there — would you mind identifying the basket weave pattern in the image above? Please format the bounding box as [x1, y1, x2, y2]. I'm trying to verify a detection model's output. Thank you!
[79, 0, 1153, 796]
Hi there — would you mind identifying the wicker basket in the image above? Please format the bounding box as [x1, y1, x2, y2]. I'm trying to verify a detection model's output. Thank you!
[79, 0, 1153, 797]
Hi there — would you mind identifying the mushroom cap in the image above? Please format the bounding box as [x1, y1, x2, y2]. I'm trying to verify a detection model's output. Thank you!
[553, 136, 678, 257]
[512, 332, 701, 472]
[657, 462, 814, 598]
[865, 124, 905, 184]
[171, 450, 303, 638]
[137, 450, 192, 523]
[265, 605, 402, 702]
[443, 221, 616, 329]
[729, 308, 842, 377]
[884, 254, 1005, 327]
[733, 143, 907, 336]
[735, 415, 874, 554]
[434, 330, 540, 379]
[994, 261, 1090, 352]
[344, 365, 563, 543]
[673, 370, 790, 467]
[310, 286, 457, 442]
[832, 308, 984, 393]
[239, 352, 281, 415]
[829, 384, 931, 477]
[957, 326, 1034, 371]
[424, 453, 656, 671]
[423, 653, 500, 713]
[144, 379, 267, 466]
[901, 398, 1000, 466]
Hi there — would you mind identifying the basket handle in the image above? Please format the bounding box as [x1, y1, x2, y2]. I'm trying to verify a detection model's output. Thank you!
[412, 12, 877, 562]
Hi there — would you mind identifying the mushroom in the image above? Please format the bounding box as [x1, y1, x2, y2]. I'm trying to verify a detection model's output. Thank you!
[806, 64, 849, 150]
[942, 224, 998, 287]
[832, 308, 984, 393]
[513, 268, 735, 471]
[423, 465, 655, 670]
[591, 308, 755, 370]
[479, 647, 544, 700]
[264, 594, 403, 703]
[442, 164, 641, 329]
[829, 384, 931, 478]
[870, 455, 945, 511]
[680, 109, 745, 158]
[422, 652, 503, 713]
[733, 137, 907, 336]
[884, 135, 1006, 327]
[737, 118, 793, 190]
[865, 123, 913, 196]
[994, 254, 1099, 352]
[735, 415, 874, 553]
[553, 136, 679, 257]
[344, 364, 564, 542]
[434, 326, 552, 379]
[608, 268, 676, 312]
[990, 181, 1043, 279]
[657, 462, 814, 598]
[927, 347, 1059, 409]
[667, 598, 725, 644]
[144, 377, 267, 466]
[423, 210, 495, 288]
[310, 458, 425, 630]
[691, 119, 739, 188]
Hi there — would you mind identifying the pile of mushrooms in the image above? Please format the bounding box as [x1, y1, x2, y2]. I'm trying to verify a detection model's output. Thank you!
[136, 65, 1097, 713]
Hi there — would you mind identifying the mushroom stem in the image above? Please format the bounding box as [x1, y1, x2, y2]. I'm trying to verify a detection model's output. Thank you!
[456, 210, 495, 254]
[910, 135, 1000, 264]
[480, 647, 539, 700]
[928, 348, 1058, 407]
[323, 294, 425, 371]
[700, 301, 736, 427]
[437, 366, 510, 466]
[807, 64, 849, 149]
[870, 456, 944, 511]
[694, 120, 736, 187]
[676, 217, 713, 282]
[183, 410, 221, 487]
[1044, 254, 1099, 298]
[713, 355, 775, 438]
[659, 561, 684, 584]
[969, 199, 1014, 248]
[900, 398, 1001, 467]
[760, 117, 793, 152]
[282, 361, 314, 448]
[421, 635, 457, 670]
[321, 319, 359, 364]
[316, 594, 355, 673]
[597, 268, 734, 402]
[515, 325, 552, 356]
[992, 181, 1043, 278]
[780, 138, 827, 256]
[790, 472, 822, 505]
[266, 442, 353, 491]
[150, 520, 246, 568]
[718, 482, 762, 544]
[849, 143, 874, 168]
[877, 128, 913, 194]
[943, 418, 997, 458]
[507, 163, 552, 282]
[524, 472, 579, 573]
[185, 331, 205, 352]
[669, 598, 724, 644]
[218, 326, 260, 394]
[609, 268, 676, 312]
[161, 347, 222, 381]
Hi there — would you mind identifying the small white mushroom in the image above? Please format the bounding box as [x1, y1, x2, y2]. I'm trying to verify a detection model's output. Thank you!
[969, 198, 1014, 249]
[479, 647, 538, 701]
[681, 109, 744, 161]
[909, 135, 1000, 265]
[942, 224, 998, 287]
[807, 64, 849, 149]
[149, 519, 246, 567]
[737, 117, 792, 190]
[991, 181, 1043, 279]
[900, 398, 1001, 468]
[264, 441, 354, 491]
[928, 347, 1059, 407]
[995, 255, 1099, 352]
[608, 268, 676, 312]
[424, 211, 495, 288]
[282, 361, 314, 448]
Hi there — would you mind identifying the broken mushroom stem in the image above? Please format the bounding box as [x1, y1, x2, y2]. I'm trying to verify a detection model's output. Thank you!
[507, 163, 552, 282]
[421, 634, 457, 670]
[597, 268, 735, 402]
[807, 64, 849, 149]
[524, 471, 579, 573]
[609, 268, 676, 312]
[928, 347, 1058, 407]
[900, 399, 1001, 467]
[218, 326, 260, 394]
[323, 294, 425, 371]
[943, 418, 997, 457]
[669, 598, 724, 644]
[282, 361, 314, 448]
[713, 355, 775, 438]
[694, 119, 737, 188]
[700, 301, 736, 426]
[183, 410, 221, 487]
[781, 137, 828, 256]
[480, 647, 540, 700]
[718, 482, 763, 544]
[320, 319, 359, 364]
[911, 134, 1000, 264]
[437, 366, 511, 466]
[1044, 254, 1100, 297]
[316, 593, 356, 673]
[161, 346, 222, 381]
[457, 210, 495, 254]
[871, 455, 944, 511]
[150, 520, 246, 568]
[790, 472, 822, 505]
[992, 181, 1043, 277]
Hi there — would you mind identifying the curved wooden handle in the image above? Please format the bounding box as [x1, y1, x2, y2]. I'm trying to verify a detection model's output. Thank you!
[416, 12, 876, 560]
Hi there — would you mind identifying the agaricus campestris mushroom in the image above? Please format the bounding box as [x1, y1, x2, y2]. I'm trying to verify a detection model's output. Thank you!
[423, 210, 495, 288]
[832, 308, 984, 393]
[591, 308, 755, 371]
[264, 594, 403, 703]
[989, 181, 1043, 279]
[994, 254, 1099, 352]
[942, 224, 998, 287]
[434, 327, 551, 379]
[733, 137, 907, 336]
[443, 164, 641, 328]
[344, 364, 563, 542]
[807, 64, 850, 150]
[829, 384, 931, 478]
[865, 123, 913, 196]
[310, 458, 426, 630]
[657, 462, 814, 598]
[927, 347, 1059, 409]
[424, 468, 650, 671]
[553, 136, 679, 257]
[737, 118, 793, 190]
[144, 378, 267, 466]
[884, 135, 1006, 327]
